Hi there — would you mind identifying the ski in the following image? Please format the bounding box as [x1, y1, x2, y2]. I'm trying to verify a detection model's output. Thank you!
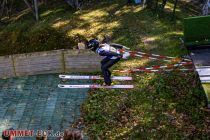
[58, 84, 134, 89]
[59, 75, 132, 80]
[196, 68, 210, 76]
[200, 76, 210, 83]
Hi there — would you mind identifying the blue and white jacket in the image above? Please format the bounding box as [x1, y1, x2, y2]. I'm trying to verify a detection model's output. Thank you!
[96, 43, 123, 60]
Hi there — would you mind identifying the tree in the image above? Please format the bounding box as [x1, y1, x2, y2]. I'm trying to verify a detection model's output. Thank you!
[0, 0, 14, 18]
[0, 0, 39, 21]
[202, 0, 210, 15]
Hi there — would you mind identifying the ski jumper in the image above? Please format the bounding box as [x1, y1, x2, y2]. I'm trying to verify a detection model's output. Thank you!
[96, 43, 124, 85]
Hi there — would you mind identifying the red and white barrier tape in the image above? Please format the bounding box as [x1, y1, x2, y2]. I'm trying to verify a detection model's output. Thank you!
[114, 61, 193, 73]
[120, 50, 192, 62]
[114, 68, 194, 73]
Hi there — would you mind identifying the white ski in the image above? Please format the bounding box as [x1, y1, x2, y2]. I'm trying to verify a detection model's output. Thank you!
[59, 75, 132, 80]
[196, 68, 210, 76]
[58, 84, 134, 89]
[200, 76, 210, 83]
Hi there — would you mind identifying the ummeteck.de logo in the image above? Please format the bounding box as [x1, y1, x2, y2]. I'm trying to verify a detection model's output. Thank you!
[2, 130, 64, 139]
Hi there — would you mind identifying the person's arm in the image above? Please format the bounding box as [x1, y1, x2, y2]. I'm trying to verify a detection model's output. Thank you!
[110, 43, 130, 50]
[99, 51, 122, 58]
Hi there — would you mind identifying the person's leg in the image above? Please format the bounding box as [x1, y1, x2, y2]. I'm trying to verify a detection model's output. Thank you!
[101, 58, 111, 85]
[101, 57, 110, 66]
[105, 58, 121, 74]
[101, 57, 112, 85]
[101, 58, 121, 85]
[101, 58, 113, 77]
[107, 70, 111, 77]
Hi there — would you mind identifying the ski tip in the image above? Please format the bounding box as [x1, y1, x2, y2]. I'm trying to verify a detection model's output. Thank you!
[59, 75, 67, 79]
[58, 84, 64, 88]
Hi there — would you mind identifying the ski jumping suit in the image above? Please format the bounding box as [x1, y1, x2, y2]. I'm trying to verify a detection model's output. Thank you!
[96, 43, 124, 85]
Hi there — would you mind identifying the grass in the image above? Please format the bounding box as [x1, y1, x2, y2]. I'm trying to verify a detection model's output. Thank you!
[76, 1, 209, 139]
[82, 72, 209, 139]
[0, 0, 210, 139]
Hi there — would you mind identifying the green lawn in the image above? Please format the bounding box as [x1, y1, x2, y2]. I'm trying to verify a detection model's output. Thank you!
[0, 0, 209, 139]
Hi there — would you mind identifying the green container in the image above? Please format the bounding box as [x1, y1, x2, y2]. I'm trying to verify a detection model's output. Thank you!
[184, 16, 210, 47]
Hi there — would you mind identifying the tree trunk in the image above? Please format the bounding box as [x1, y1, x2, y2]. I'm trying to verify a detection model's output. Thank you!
[0, 0, 7, 17]
[23, 0, 36, 16]
[34, 0, 39, 21]
[145, 0, 154, 8]
[172, 0, 178, 20]
[65, 0, 81, 9]
[8, 0, 14, 18]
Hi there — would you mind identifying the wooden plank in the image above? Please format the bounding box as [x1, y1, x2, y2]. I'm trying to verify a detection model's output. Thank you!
[64, 50, 101, 72]
[0, 55, 15, 78]
[13, 50, 63, 76]
[0, 49, 109, 78]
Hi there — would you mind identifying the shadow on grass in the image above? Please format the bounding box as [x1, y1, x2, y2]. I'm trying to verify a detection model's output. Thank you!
[82, 67, 209, 139]
[118, 70, 208, 139]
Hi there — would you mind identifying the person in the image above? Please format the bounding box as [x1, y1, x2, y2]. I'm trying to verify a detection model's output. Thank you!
[36, 131, 47, 140]
[86, 39, 130, 86]
[56, 129, 83, 140]
[2, 128, 14, 140]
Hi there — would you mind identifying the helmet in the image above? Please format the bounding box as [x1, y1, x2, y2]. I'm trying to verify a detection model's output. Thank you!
[87, 39, 99, 51]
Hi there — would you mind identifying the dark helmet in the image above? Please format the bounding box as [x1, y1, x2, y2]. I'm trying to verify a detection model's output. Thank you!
[87, 39, 99, 51]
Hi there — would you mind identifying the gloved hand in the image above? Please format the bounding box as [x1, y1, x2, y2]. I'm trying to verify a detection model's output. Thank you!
[122, 52, 130, 59]
[122, 46, 130, 50]
[78, 43, 86, 49]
